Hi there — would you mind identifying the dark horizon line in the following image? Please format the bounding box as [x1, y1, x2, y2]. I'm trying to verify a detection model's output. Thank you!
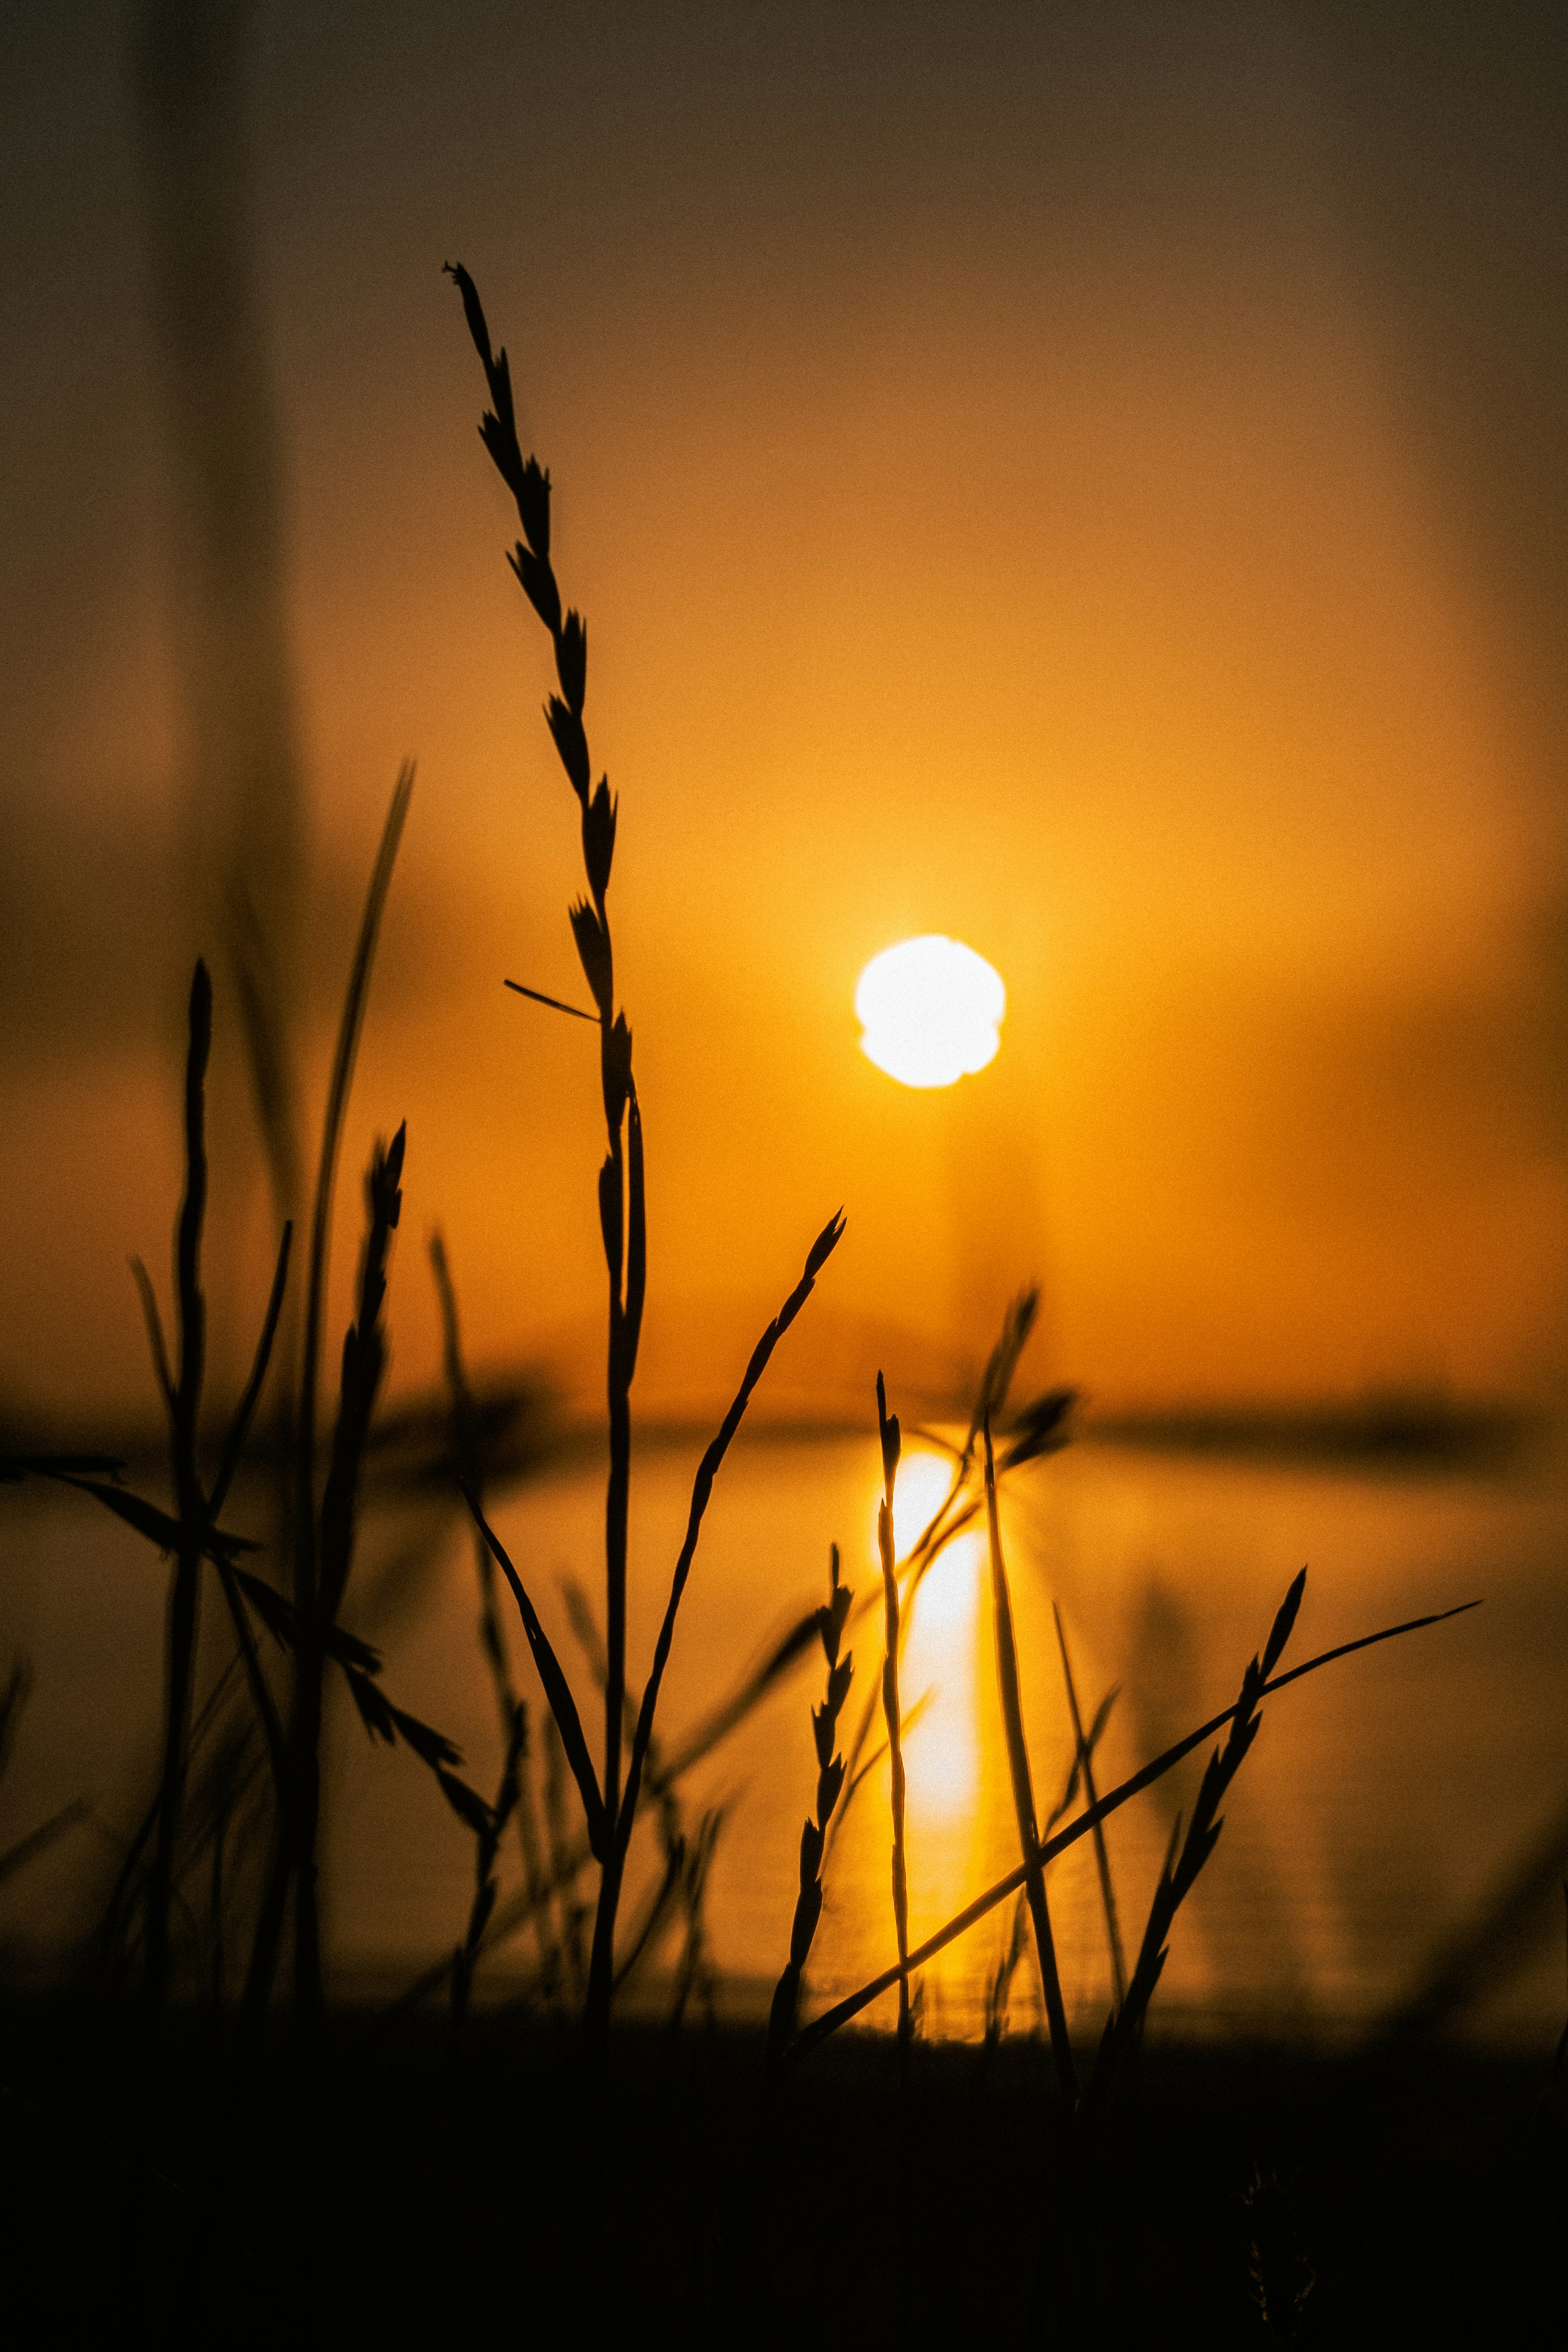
[1, 1373, 1550, 1489]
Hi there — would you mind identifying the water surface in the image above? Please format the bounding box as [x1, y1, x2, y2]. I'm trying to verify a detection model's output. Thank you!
[2, 1434, 1565, 2046]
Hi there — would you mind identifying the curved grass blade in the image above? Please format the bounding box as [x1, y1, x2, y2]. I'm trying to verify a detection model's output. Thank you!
[465, 1491, 608, 1861]
[296, 760, 414, 1612]
[614, 1208, 846, 1861]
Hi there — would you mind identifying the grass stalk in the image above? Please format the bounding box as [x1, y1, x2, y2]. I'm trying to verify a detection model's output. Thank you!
[144, 962, 212, 2035]
[449, 258, 846, 2050]
[1054, 1600, 1127, 2011]
[288, 767, 412, 2009]
[982, 1411, 1078, 2105]
[875, 1373, 912, 2062]
[244, 763, 412, 2030]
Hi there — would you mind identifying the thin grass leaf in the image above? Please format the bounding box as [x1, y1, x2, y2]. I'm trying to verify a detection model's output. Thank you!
[209, 1219, 293, 1521]
[612, 1837, 686, 1995]
[128, 1257, 176, 1415]
[0, 1800, 91, 1889]
[388, 1702, 462, 1771]
[0, 1453, 122, 1483]
[1054, 1600, 1127, 2010]
[1001, 1387, 1077, 1470]
[61, 1477, 257, 1563]
[437, 1772, 494, 1838]
[465, 1491, 608, 1861]
[503, 978, 598, 1023]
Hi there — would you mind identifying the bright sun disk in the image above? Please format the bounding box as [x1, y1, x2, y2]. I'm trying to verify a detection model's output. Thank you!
[854, 935, 1005, 1088]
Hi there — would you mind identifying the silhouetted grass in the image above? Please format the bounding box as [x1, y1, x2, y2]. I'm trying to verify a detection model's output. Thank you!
[447, 258, 845, 2047]
[0, 228, 1540, 2352]
[874, 1372, 913, 2064]
[785, 1587, 1480, 2063]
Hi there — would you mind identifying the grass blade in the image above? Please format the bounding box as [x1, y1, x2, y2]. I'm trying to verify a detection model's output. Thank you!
[1054, 1600, 1126, 2011]
[876, 1373, 912, 2061]
[295, 760, 414, 1618]
[613, 1211, 846, 1864]
[983, 1413, 1077, 2104]
[465, 1492, 608, 1860]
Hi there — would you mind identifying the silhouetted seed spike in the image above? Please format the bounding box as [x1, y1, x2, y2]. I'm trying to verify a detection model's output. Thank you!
[519, 455, 551, 559]
[383, 1119, 407, 1199]
[488, 344, 520, 447]
[1262, 1566, 1308, 1680]
[569, 900, 613, 1018]
[230, 1567, 300, 1649]
[807, 1207, 846, 1280]
[827, 1656, 853, 1715]
[800, 1818, 824, 1887]
[790, 1880, 823, 1969]
[602, 1013, 632, 1136]
[478, 406, 525, 503]
[1002, 1386, 1078, 1468]
[768, 1962, 801, 2062]
[556, 610, 588, 714]
[597, 1154, 622, 1294]
[876, 1370, 901, 1498]
[546, 695, 590, 799]
[387, 1703, 462, 1769]
[344, 1665, 396, 1745]
[583, 775, 616, 904]
[443, 261, 492, 369]
[812, 1704, 835, 1768]
[817, 1756, 845, 1823]
[438, 1771, 494, 1838]
[508, 542, 561, 635]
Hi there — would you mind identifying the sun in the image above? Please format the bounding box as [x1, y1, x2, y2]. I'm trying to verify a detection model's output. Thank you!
[854, 935, 1005, 1089]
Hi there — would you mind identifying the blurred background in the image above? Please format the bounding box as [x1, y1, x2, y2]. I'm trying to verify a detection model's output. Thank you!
[4, 0, 1568, 1427]
[2, 1, 1567, 2037]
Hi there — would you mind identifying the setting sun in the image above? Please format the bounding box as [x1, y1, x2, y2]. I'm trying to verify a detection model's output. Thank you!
[854, 936, 1006, 1089]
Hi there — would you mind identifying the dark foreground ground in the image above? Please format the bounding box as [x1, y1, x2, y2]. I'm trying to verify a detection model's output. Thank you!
[0, 1998, 1563, 2348]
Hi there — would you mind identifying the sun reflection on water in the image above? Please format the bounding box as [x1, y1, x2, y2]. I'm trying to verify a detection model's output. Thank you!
[869, 1449, 984, 1822]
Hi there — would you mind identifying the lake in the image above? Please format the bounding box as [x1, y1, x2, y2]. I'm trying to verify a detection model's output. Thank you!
[3, 1430, 1566, 2048]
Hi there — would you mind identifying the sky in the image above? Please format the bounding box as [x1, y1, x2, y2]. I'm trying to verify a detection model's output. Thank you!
[3, 0, 1568, 1425]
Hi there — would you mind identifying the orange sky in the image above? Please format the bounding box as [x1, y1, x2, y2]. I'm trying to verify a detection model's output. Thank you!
[3, 3, 1568, 1424]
